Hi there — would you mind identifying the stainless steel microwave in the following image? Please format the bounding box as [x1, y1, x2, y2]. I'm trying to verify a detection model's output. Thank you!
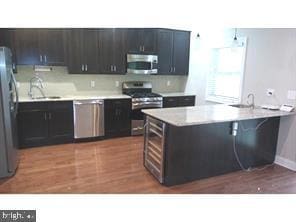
[127, 54, 158, 74]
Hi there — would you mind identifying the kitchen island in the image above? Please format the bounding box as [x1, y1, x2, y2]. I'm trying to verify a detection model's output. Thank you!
[142, 105, 295, 186]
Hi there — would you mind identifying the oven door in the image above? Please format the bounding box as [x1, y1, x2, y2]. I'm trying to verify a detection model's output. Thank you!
[127, 54, 158, 74]
[131, 101, 162, 135]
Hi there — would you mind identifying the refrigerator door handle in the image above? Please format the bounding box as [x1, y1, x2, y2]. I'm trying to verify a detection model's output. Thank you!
[10, 70, 19, 116]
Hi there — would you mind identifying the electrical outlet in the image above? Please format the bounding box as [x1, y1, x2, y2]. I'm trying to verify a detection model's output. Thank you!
[287, 90, 296, 100]
[115, 81, 120, 87]
[167, 80, 171, 87]
[266, 88, 275, 96]
[90, 80, 95, 88]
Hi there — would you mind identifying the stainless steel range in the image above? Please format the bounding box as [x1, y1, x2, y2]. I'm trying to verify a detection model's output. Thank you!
[122, 81, 162, 135]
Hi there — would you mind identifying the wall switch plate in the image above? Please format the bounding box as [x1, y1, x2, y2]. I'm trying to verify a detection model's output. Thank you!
[287, 90, 296, 100]
[115, 81, 119, 87]
[266, 88, 275, 96]
[90, 80, 95, 88]
[167, 80, 171, 87]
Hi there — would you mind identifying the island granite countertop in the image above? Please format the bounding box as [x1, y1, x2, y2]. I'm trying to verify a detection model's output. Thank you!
[142, 104, 295, 126]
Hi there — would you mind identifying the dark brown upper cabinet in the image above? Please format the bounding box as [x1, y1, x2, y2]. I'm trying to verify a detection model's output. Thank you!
[98, 29, 126, 74]
[14, 29, 40, 65]
[13, 29, 66, 66]
[38, 29, 66, 66]
[157, 29, 190, 75]
[67, 29, 99, 74]
[0, 29, 17, 72]
[126, 29, 157, 54]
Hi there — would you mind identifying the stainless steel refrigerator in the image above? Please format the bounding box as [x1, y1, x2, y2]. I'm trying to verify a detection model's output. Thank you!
[0, 47, 19, 178]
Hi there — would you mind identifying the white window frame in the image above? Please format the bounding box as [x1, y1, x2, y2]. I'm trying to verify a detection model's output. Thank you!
[205, 37, 248, 104]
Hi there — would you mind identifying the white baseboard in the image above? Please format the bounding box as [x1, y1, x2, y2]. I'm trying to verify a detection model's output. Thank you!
[275, 155, 296, 171]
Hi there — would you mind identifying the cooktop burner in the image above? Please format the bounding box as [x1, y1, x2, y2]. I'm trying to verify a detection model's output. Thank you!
[124, 92, 162, 98]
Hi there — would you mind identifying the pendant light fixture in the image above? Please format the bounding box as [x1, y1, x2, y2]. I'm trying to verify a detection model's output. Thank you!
[232, 28, 239, 47]
[233, 28, 238, 41]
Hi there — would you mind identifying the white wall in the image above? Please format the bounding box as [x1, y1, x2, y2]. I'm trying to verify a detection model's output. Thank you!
[185, 28, 296, 164]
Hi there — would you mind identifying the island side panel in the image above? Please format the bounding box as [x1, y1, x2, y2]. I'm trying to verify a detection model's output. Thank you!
[163, 117, 280, 186]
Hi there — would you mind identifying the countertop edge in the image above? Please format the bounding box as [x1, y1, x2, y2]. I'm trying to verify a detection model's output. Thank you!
[142, 105, 296, 127]
[19, 95, 132, 102]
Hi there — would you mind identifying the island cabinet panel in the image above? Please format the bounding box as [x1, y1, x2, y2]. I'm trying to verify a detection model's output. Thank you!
[144, 115, 280, 186]
[104, 99, 131, 138]
[162, 117, 280, 186]
[18, 101, 74, 148]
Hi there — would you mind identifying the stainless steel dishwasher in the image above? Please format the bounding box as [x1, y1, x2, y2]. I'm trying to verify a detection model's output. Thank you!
[73, 100, 104, 139]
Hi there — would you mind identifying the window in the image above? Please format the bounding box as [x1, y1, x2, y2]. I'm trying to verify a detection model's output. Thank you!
[206, 37, 247, 104]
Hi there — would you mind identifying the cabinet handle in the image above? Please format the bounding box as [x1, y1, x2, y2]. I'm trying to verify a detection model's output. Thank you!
[170, 67, 173, 73]
[110, 65, 113, 72]
[139, 46, 142, 51]
[44, 55, 47, 63]
[85, 64, 88, 71]
[82, 64, 84, 71]
[40, 55, 43, 62]
[143, 46, 145, 52]
[44, 113, 47, 120]
[114, 65, 116, 72]
[48, 113, 52, 120]
[173, 67, 176, 72]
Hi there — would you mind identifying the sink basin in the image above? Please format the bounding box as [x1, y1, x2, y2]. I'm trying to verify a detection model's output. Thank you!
[33, 96, 61, 100]
[229, 104, 252, 108]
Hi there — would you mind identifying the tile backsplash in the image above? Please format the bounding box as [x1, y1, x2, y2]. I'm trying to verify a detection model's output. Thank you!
[15, 66, 188, 97]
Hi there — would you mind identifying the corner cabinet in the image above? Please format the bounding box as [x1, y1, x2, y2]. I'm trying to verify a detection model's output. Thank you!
[104, 99, 131, 138]
[17, 101, 74, 148]
[157, 29, 190, 75]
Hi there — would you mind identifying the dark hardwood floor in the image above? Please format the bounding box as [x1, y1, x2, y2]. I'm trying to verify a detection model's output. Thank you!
[0, 136, 295, 194]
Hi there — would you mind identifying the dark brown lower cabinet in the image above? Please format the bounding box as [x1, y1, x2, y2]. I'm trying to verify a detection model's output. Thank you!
[18, 101, 74, 148]
[104, 99, 131, 138]
[163, 96, 195, 108]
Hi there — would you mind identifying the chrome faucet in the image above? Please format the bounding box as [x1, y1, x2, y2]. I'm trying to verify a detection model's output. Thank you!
[247, 93, 255, 109]
[28, 76, 46, 99]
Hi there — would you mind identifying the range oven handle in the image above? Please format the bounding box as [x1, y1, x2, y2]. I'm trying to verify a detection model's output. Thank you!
[132, 102, 162, 109]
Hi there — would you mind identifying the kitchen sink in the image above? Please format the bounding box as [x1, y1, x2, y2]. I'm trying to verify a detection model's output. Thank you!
[33, 96, 62, 100]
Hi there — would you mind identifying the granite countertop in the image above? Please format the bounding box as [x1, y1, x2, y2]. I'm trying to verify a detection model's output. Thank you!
[142, 104, 296, 127]
[19, 93, 131, 102]
[156, 92, 195, 97]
